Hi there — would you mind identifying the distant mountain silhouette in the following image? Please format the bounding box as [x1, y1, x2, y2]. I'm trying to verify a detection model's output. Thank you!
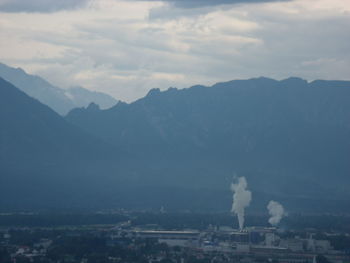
[0, 62, 117, 115]
[1, 76, 350, 212]
[66, 77, 350, 210]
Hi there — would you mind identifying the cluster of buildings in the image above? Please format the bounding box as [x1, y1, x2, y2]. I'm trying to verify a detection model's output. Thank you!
[1, 221, 349, 263]
[1, 232, 52, 262]
[107, 225, 349, 263]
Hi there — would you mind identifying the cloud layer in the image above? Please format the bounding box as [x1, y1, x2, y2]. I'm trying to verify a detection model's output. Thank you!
[0, 0, 349, 101]
[0, 0, 89, 12]
[0, 0, 289, 12]
[137, 0, 290, 8]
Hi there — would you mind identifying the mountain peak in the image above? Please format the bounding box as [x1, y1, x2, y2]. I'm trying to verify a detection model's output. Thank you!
[86, 102, 100, 111]
[146, 88, 161, 97]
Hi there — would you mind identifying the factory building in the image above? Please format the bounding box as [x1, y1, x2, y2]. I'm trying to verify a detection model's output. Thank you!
[231, 231, 250, 243]
[135, 230, 200, 247]
[230, 227, 276, 245]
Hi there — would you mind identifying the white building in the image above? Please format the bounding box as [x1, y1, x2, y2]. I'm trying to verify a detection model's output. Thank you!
[265, 233, 276, 247]
[314, 240, 331, 253]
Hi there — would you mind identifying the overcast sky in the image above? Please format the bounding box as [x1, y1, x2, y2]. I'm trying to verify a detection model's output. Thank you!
[0, 0, 349, 102]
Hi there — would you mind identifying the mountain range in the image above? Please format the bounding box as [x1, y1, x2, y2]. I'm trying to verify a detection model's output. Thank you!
[0, 63, 117, 115]
[1, 74, 350, 212]
[65, 77, 350, 210]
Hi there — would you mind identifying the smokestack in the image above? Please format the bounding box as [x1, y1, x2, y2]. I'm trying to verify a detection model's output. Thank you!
[230, 177, 252, 230]
[267, 200, 285, 226]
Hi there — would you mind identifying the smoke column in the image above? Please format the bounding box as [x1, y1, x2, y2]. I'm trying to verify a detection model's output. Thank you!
[267, 200, 285, 226]
[231, 177, 252, 230]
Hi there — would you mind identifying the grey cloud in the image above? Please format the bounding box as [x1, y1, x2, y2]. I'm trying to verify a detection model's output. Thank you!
[0, 0, 89, 13]
[0, 0, 289, 13]
[139, 0, 290, 8]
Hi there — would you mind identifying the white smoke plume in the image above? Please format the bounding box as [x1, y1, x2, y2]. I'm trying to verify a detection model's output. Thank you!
[267, 200, 285, 226]
[230, 177, 252, 230]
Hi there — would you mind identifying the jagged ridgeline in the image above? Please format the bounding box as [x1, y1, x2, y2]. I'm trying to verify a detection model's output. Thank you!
[1, 76, 350, 212]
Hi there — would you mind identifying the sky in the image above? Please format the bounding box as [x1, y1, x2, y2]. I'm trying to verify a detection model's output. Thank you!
[0, 0, 349, 102]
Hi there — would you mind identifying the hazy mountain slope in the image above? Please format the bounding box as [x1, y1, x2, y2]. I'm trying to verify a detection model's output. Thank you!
[0, 63, 117, 115]
[66, 77, 350, 203]
[0, 77, 119, 210]
[0, 77, 111, 161]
